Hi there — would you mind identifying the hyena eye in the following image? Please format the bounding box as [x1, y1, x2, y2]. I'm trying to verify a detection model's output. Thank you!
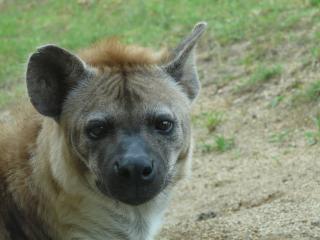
[154, 119, 173, 133]
[86, 120, 109, 140]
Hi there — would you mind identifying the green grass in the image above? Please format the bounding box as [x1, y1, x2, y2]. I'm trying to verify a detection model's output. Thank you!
[200, 135, 235, 153]
[304, 114, 320, 145]
[236, 65, 282, 93]
[192, 111, 224, 132]
[294, 80, 320, 103]
[303, 80, 320, 102]
[199, 142, 216, 154]
[310, 47, 320, 63]
[215, 135, 235, 152]
[305, 81, 320, 102]
[205, 112, 224, 132]
[270, 95, 285, 108]
[269, 130, 290, 144]
[309, 0, 320, 6]
[0, 0, 319, 107]
[305, 131, 318, 145]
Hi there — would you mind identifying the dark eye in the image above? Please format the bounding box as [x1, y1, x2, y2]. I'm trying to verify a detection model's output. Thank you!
[86, 121, 109, 140]
[155, 119, 173, 133]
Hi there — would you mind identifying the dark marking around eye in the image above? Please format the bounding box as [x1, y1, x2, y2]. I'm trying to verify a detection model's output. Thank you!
[155, 120, 173, 133]
[151, 114, 175, 134]
[86, 119, 113, 140]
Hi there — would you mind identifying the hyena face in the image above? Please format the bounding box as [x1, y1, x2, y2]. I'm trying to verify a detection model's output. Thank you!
[26, 23, 206, 206]
[62, 68, 192, 205]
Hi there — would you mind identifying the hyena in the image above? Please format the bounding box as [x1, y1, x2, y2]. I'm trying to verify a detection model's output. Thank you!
[0, 22, 207, 240]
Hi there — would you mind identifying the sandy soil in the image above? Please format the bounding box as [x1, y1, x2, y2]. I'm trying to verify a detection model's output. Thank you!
[157, 44, 320, 239]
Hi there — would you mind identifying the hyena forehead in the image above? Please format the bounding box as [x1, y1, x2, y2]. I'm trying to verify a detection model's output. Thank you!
[64, 67, 190, 120]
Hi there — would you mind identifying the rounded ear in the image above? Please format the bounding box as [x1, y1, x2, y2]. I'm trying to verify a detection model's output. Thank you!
[26, 45, 92, 118]
[164, 22, 207, 101]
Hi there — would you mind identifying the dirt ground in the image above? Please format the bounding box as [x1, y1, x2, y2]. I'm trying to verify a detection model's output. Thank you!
[157, 43, 320, 240]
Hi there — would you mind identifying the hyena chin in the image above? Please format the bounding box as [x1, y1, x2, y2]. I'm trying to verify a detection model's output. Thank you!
[0, 22, 206, 240]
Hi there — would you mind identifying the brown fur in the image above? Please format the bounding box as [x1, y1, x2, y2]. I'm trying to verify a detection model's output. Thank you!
[79, 38, 169, 68]
[0, 104, 53, 239]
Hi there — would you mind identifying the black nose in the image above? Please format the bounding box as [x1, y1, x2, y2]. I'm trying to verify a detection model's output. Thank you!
[114, 156, 155, 182]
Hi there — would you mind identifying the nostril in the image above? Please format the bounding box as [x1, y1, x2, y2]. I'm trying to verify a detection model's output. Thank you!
[114, 159, 154, 181]
[142, 161, 154, 179]
[142, 166, 152, 177]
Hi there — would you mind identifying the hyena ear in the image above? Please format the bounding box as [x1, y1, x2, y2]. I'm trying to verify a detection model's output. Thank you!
[26, 45, 91, 118]
[164, 22, 207, 101]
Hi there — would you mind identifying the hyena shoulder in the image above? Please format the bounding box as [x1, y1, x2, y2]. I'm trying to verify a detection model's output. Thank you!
[0, 105, 52, 239]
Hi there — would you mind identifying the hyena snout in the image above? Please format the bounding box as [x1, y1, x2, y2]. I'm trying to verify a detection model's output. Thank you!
[114, 154, 155, 183]
[105, 136, 165, 205]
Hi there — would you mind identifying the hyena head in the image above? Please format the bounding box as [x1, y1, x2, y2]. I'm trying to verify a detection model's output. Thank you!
[26, 23, 206, 206]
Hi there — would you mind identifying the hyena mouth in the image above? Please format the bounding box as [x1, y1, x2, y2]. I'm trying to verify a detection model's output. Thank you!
[96, 170, 166, 206]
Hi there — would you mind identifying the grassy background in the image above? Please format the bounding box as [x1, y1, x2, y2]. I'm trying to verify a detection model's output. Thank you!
[0, 0, 320, 107]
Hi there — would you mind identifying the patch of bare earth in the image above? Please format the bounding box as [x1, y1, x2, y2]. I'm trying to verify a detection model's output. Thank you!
[158, 33, 320, 239]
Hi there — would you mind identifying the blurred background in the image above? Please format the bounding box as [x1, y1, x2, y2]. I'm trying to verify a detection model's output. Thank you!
[2, 0, 320, 239]
[1, 0, 319, 107]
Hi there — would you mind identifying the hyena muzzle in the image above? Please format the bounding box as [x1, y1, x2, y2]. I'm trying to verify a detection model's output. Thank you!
[0, 22, 206, 240]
